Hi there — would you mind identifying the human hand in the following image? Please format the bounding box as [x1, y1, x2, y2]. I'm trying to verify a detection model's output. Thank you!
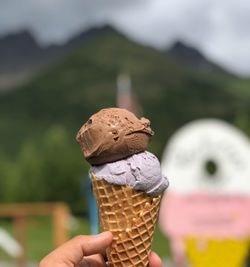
[39, 231, 162, 267]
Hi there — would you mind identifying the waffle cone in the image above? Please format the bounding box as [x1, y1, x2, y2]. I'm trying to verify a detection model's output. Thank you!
[91, 173, 161, 267]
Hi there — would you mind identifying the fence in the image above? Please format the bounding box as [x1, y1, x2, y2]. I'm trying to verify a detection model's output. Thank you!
[0, 202, 70, 267]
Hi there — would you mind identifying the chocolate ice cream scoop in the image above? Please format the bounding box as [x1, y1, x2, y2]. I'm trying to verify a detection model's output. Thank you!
[76, 107, 154, 165]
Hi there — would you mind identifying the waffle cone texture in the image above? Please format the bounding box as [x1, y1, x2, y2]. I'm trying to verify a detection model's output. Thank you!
[91, 174, 161, 267]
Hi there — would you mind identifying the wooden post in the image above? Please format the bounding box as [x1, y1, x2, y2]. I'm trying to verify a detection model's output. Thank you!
[0, 202, 71, 264]
[53, 203, 70, 247]
[14, 216, 26, 267]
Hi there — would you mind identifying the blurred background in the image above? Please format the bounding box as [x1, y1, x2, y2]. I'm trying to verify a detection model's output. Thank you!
[0, 0, 250, 266]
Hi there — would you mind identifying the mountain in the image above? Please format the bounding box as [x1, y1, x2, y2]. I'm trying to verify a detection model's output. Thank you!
[167, 41, 231, 75]
[0, 26, 236, 77]
[0, 26, 119, 90]
[0, 30, 42, 73]
[0, 26, 238, 92]
[0, 25, 117, 74]
[0, 26, 249, 159]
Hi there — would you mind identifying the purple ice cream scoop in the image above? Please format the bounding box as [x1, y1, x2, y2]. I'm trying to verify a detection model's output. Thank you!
[90, 151, 169, 196]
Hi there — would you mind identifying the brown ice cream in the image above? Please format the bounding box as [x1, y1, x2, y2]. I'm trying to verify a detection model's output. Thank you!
[76, 107, 154, 165]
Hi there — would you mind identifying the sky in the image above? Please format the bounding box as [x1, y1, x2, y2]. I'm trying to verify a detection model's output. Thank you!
[1, 0, 250, 76]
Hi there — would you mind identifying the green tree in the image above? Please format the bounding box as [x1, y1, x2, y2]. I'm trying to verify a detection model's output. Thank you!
[0, 125, 89, 213]
[40, 125, 88, 212]
[0, 154, 20, 202]
[17, 142, 45, 202]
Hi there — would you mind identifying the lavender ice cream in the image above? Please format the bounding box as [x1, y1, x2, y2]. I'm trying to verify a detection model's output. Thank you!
[91, 151, 169, 196]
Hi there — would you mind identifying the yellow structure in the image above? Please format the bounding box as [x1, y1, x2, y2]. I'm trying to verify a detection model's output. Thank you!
[185, 238, 249, 267]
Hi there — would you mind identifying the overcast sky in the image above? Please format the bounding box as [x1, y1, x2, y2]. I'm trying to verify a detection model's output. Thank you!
[1, 0, 250, 76]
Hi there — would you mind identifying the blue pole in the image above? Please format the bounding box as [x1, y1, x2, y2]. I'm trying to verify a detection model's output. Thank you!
[83, 175, 99, 235]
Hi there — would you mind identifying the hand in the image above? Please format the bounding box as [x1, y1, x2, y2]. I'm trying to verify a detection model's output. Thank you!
[39, 231, 162, 267]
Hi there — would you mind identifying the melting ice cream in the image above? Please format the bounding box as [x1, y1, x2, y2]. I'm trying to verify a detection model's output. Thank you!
[91, 151, 169, 196]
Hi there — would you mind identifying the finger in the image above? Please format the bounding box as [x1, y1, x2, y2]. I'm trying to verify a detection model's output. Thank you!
[40, 232, 113, 267]
[61, 232, 112, 264]
[78, 231, 112, 256]
[78, 254, 106, 267]
[149, 251, 162, 267]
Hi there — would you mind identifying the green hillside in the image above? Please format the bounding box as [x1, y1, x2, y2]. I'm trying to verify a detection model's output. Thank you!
[0, 28, 250, 211]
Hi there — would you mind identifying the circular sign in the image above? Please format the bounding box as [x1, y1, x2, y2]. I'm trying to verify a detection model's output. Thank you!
[161, 119, 250, 195]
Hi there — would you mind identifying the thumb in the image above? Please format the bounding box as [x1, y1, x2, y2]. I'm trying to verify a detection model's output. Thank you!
[71, 231, 113, 257]
[40, 232, 113, 267]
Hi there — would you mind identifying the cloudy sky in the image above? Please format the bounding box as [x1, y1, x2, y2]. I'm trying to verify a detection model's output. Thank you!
[1, 0, 250, 76]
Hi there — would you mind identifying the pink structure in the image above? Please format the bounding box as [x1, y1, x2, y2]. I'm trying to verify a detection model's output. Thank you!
[159, 119, 250, 267]
[160, 193, 250, 239]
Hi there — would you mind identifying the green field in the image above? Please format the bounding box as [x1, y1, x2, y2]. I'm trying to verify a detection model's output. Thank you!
[0, 216, 170, 262]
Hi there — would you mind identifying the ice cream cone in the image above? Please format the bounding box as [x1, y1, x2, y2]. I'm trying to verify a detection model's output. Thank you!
[91, 173, 161, 267]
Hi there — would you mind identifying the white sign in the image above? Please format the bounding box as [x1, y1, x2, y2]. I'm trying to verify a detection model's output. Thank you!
[161, 119, 250, 195]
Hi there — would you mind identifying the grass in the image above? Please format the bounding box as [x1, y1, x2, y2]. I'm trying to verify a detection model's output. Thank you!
[152, 225, 171, 259]
[0, 216, 170, 262]
[0, 216, 90, 262]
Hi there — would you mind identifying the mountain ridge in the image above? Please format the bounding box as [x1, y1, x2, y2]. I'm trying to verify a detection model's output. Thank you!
[166, 41, 231, 75]
[0, 26, 234, 77]
[0, 25, 120, 74]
